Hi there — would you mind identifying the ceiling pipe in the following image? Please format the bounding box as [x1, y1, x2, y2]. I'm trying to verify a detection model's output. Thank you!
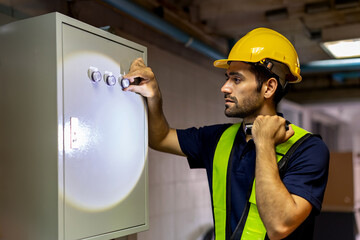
[301, 58, 360, 74]
[101, 0, 360, 74]
[101, 0, 226, 60]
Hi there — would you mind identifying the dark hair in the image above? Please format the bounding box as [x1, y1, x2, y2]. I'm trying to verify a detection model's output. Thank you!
[248, 63, 289, 107]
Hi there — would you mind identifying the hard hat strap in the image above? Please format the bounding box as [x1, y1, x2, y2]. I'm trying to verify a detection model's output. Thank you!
[255, 59, 292, 88]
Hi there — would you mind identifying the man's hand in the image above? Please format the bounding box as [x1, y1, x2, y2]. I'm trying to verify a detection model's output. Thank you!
[122, 58, 160, 99]
[252, 115, 294, 146]
[123, 58, 184, 156]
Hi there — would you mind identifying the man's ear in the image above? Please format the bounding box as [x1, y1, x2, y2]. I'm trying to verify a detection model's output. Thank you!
[263, 77, 278, 99]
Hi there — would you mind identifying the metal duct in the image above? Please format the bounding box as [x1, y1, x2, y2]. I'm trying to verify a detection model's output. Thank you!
[101, 0, 225, 60]
[301, 58, 360, 74]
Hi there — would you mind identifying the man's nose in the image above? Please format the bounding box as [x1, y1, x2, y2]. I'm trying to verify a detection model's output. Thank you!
[221, 80, 232, 94]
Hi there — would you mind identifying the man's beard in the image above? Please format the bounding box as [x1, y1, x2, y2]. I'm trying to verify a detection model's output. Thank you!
[224, 93, 262, 118]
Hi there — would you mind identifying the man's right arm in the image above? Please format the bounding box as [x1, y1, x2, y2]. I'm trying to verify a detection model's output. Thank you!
[123, 58, 185, 156]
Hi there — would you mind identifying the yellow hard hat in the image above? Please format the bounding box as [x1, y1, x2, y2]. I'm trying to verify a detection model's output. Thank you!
[214, 28, 302, 83]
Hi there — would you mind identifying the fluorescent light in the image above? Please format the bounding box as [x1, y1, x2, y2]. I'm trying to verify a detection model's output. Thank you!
[321, 39, 360, 58]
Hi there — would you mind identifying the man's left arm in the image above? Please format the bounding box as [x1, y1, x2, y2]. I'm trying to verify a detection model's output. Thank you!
[252, 115, 313, 240]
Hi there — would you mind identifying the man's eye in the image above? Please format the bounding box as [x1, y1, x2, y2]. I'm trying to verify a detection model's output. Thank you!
[234, 78, 242, 83]
[224, 75, 242, 83]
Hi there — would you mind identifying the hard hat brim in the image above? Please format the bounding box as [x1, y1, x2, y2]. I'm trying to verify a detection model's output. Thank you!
[213, 59, 230, 69]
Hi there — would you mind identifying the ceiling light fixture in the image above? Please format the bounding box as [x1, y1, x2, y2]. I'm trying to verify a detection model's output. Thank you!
[321, 38, 360, 58]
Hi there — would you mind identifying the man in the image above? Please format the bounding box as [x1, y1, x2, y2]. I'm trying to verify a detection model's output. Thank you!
[123, 28, 329, 240]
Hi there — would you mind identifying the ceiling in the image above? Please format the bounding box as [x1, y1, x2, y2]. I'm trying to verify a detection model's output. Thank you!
[0, 0, 359, 103]
[130, 0, 360, 61]
[130, 0, 360, 103]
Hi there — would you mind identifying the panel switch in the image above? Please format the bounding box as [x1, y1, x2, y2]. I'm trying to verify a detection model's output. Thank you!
[88, 67, 102, 83]
[120, 77, 142, 89]
[104, 71, 117, 86]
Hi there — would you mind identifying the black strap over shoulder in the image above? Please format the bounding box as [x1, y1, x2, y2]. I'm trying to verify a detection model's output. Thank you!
[278, 133, 318, 179]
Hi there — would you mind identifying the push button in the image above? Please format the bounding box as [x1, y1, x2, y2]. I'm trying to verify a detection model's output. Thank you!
[120, 77, 142, 89]
[104, 72, 116, 86]
[88, 67, 102, 83]
[120, 78, 131, 89]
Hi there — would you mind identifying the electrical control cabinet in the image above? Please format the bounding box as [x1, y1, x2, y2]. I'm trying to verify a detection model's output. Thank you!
[0, 12, 148, 240]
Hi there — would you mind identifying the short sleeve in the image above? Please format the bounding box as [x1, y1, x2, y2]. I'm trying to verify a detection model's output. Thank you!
[177, 124, 231, 169]
[282, 136, 330, 213]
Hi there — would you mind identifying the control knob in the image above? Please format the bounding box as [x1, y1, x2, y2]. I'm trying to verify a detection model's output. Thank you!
[104, 71, 116, 86]
[88, 67, 102, 83]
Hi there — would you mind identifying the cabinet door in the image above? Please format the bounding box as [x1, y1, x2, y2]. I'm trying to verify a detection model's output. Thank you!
[62, 23, 147, 240]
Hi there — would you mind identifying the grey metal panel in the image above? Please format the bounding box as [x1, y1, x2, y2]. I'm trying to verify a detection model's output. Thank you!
[0, 13, 59, 240]
[0, 12, 148, 240]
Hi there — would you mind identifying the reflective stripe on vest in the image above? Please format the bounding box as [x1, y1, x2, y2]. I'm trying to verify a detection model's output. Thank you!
[213, 123, 241, 240]
[212, 123, 309, 240]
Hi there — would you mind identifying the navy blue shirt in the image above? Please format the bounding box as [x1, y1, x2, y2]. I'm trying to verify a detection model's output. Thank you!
[177, 123, 329, 238]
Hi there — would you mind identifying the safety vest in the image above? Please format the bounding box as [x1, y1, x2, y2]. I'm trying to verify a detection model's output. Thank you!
[212, 123, 312, 240]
